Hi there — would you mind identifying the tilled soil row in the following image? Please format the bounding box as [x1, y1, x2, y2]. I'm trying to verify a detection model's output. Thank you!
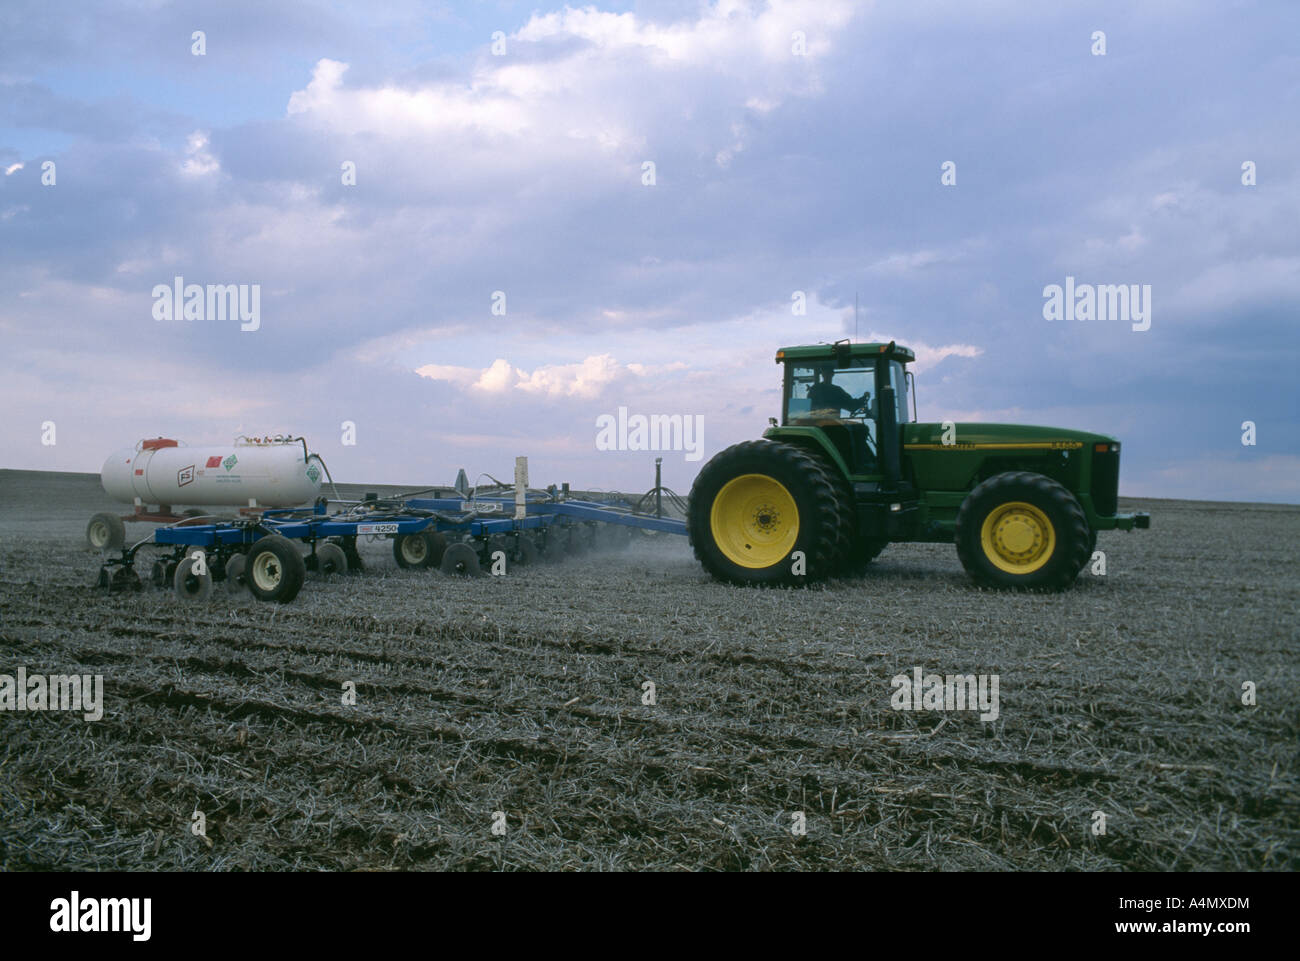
[1, 493, 1297, 870]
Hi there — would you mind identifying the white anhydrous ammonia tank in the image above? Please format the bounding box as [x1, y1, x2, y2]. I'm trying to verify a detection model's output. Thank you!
[101, 437, 324, 508]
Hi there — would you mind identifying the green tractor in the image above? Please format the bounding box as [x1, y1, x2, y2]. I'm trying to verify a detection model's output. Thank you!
[688, 340, 1150, 590]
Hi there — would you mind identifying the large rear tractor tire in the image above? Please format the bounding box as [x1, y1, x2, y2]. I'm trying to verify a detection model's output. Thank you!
[87, 513, 125, 551]
[955, 471, 1091, 590]
[244, 535, 306, 603]
[688, 440, 843, 585]
[811, 459, 882, 577]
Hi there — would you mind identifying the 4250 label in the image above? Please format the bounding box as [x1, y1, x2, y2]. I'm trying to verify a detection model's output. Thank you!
[356, 523, 399, 534]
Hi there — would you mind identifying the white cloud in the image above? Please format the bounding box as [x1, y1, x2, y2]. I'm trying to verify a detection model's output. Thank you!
[514, 1, 853, 65]
[280, 1, 857, 191]
[180, 131, 219, 176]
[864, 330, 983, 374]
[3, 162, 23, 176]
[416, 353, 624, 398]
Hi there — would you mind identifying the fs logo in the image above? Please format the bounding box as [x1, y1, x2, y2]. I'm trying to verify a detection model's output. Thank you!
[177, 465, 195, 487]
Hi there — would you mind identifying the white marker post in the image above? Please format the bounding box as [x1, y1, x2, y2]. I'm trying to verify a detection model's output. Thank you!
[514, 456, 528, 520]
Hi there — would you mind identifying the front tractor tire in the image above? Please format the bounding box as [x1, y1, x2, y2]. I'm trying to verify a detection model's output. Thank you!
[688, 440, 843, 586]
[955, 471, 1091, 591]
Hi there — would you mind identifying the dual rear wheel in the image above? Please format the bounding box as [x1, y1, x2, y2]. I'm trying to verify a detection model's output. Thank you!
[690, 441, 1090, 591]
[688, 441, 845, 585]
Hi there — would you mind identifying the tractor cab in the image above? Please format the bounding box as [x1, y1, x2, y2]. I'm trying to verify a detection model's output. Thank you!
[776, 341, 915, 480]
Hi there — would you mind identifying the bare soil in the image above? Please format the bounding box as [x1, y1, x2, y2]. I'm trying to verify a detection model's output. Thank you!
[1, 469, 1296, 870]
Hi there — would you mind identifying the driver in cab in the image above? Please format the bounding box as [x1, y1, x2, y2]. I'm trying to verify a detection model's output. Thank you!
[808, 367, 869, 417]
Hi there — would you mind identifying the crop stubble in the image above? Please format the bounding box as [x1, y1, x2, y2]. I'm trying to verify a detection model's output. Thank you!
[0, 470, 1296, 870]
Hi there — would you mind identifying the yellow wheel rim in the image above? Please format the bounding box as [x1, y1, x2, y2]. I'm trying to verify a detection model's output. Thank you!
[980, 501, 1055, 574]
[710, 473, 799, 569]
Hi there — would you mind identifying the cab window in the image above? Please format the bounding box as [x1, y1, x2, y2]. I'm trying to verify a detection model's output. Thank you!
[787, 362, 876, 422]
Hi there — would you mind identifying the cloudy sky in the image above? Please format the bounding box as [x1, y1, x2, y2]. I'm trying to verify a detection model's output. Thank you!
[1, 0, 1296, 502]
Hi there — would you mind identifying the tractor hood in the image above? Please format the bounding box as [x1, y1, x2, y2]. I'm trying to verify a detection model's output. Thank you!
[904, 422, 1118, 451]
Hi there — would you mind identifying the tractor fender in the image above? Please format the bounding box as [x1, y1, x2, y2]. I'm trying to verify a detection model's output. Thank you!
[761, 427, 853, 479]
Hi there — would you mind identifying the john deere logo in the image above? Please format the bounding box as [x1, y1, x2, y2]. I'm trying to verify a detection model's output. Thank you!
[305, 465, 321, 483]
[223, 454, 237, 471]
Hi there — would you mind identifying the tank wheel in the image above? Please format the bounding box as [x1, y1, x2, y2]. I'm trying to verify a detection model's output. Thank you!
[393, 531, 446, 569]
[173, 556, 213, 601]
[955, 471, 1091, 591]
[181, 508, 207, 520]
[440, 542, 483, 577]
[225, 553, 247, 592]
[515, 535, 539, 566]
[688, 440, 843, 585]
[87, 513, 125, 550]
[244, 535, 306, 603]
[315, 542, 348, 576]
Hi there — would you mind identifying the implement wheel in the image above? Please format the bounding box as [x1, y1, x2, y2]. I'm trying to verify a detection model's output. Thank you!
[244, 535, 306, 603]
[393, 531, 446, 569]
[316, 542, 348, 576]
[440, 542, 483, 577]
[955, 471, 1091, 590]
[514, 535, 539, 566]
[99, 565, 142, 593]
[688, 440, 843, 585]
[151, 558, 180, 589]
[87, 513, 125, 550]
[333, 536, 365, 574]
[225, 553, 247, 592]
[173, 555, 213, 602]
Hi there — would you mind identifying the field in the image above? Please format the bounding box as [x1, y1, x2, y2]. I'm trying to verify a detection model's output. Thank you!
[1, 468, 1297, 871]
